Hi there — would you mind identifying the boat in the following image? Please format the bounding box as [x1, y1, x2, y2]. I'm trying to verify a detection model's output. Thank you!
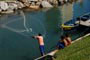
[61, 24, 75, 30]
[61, 18, 78, 30]
[61, 13, 90, 30]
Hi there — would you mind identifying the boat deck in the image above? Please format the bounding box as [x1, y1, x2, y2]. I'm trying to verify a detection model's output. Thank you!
[75, 19, 90, 27]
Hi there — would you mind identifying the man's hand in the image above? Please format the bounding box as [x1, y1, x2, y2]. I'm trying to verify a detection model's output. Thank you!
[32, 36, 35, 38]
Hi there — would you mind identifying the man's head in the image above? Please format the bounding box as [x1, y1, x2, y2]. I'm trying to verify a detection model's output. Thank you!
[38, 33, 42, 36]
[61, 35, 65, 40]
[65, 34, 70, 37]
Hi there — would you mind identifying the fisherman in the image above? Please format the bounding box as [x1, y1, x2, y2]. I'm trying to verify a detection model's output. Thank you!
[32, 33, 45, 56]
[65, 34, 72, 45]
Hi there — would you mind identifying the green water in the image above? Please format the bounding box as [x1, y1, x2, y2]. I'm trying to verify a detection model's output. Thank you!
[0, 0, 90, 60]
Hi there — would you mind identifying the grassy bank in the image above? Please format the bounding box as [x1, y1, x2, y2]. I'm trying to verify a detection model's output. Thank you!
[54, 36, 90, 60]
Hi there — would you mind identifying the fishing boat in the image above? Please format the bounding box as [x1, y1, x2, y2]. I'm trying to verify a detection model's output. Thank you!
[61, 24, 75, 30]
[61, 13, 90, 30]
[61, 18, 78, 30]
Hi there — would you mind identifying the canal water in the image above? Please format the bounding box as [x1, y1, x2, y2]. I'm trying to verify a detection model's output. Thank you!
[0, 0, 90, 60]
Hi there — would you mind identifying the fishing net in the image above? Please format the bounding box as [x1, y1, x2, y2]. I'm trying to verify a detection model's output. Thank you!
[1, 11, 46, 38]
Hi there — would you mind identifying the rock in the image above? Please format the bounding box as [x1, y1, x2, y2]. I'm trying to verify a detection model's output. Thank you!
[38, 0, 42, 2]
[18, 0, 30, 7]
[31, 2, 35, 6]
[19, 0, 28, 3]
[58, 0, 65, 5]
[1, 9, 13, 14]
[41, 1, 53, 8]
[29, 5, 39, 9]
[49, 0, 58, 5]
[8, 3, 18, 10]
[16, 1, 25, 9]
[0, 1, 9, 11]
[28, 0, 38, 2]
[0, 8, 2, 12]
[36, 2, 40, 5]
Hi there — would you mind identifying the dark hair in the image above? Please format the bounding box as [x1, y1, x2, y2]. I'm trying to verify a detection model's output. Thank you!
[38, 33, 42, 36]
[65, 34, 70, 37]
[61, 35, 65, 40]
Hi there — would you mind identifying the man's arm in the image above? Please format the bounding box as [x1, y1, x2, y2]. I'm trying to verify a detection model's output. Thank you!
[32, 36, 38, 39]
[63, 39, 68, 46]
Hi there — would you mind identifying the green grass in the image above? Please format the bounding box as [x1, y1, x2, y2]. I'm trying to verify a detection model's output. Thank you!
[54, 36, 90, 60]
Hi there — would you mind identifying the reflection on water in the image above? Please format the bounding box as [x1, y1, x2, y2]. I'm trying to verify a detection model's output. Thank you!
[0, 0, 90, 60]
[60, 3, 73, 23]
[45, 8, 62, 53]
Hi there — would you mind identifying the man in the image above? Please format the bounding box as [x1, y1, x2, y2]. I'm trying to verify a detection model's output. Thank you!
[57, 35, 68, 49]
[32, 33, 45, 56]
[65, 34, 72, 46]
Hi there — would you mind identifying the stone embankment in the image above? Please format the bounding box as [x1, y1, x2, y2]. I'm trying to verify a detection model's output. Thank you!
[0, 1, 25, 14]
[0, 0, 77, 14]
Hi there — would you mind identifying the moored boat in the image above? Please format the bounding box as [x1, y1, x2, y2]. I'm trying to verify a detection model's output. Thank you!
[61, 13, 90, 30]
